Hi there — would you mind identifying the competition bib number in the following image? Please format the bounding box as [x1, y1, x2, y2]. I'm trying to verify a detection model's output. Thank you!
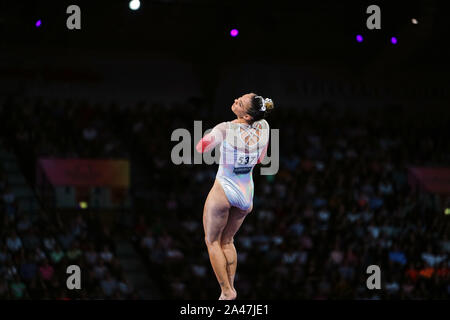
[233, 152, 258, 174]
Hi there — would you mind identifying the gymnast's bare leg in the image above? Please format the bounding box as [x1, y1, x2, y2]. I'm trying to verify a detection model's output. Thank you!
[220, 204, 251, 299]
[203, 179, 237, 300]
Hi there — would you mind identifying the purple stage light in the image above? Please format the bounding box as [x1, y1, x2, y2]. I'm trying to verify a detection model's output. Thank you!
[391, 37, 398, 44]
[356, 35, 363, 42]
[35, 20, 42, 27]
[230, 29, 239, 37]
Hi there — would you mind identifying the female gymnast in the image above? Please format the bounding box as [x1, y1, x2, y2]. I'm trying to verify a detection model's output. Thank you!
[196, 93, 274, 300]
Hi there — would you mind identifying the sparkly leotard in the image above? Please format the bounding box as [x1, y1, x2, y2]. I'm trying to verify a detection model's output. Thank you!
[198, 119, 269, 211]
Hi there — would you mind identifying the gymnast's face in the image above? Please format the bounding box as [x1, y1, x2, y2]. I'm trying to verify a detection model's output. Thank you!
[231, 93, 254, 121]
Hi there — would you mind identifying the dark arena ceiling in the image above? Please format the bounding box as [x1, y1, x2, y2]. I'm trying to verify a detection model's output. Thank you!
[0, 0, 448, 69]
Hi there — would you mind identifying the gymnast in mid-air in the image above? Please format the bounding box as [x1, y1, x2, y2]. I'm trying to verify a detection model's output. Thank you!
[196, 93, 274, 300]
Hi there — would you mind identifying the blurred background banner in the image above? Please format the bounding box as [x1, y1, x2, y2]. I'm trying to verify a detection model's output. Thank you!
[35, 159, 131, 210]
[37, 159, 130, 188]
[408, 167, 450, 195]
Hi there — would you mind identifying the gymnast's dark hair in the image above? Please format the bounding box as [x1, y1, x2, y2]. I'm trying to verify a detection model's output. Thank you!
[247, 94, 275, 122]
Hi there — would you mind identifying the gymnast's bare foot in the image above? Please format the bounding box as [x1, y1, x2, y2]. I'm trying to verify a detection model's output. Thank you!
[219, 289, 237, 300]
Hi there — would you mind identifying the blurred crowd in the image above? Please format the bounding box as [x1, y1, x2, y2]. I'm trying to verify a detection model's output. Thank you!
[1, 95, 449, 299]
[0, 146, 138, 298]
[0, 194, 138, 299]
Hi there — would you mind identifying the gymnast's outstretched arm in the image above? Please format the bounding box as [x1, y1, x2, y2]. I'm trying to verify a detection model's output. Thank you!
[196, 122, 227, 153]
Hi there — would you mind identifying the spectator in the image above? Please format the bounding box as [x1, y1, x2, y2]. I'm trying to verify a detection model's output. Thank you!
[94, 259, 107, 280]
[34, 247, 47, 263]
[50, 245, 65, 265]
[117, 276, 132, 296]
[39, 258, 55, 282]
[3, 187, 17, 220]
[99, 245, 114, 264]
[43, 235, 57, 252]
[100, 272, 117, 298]
[20, 253, 38, 282]
[0, 244, 10, 264]
[85, 244, 98, 266]
[421, 245, 447, 267]
[10, 275, 27, 299]
[67, 242, 82, 261]
[141, 231, 155, 250]
[58, 227, 75, 251]
[6, 231, 22, 253]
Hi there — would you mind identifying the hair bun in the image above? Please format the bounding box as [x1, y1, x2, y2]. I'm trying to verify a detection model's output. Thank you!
[264, 98, 274, 111]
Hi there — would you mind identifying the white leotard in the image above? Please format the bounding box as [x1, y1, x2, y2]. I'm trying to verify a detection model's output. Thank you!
[199, 119, 270, 211]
